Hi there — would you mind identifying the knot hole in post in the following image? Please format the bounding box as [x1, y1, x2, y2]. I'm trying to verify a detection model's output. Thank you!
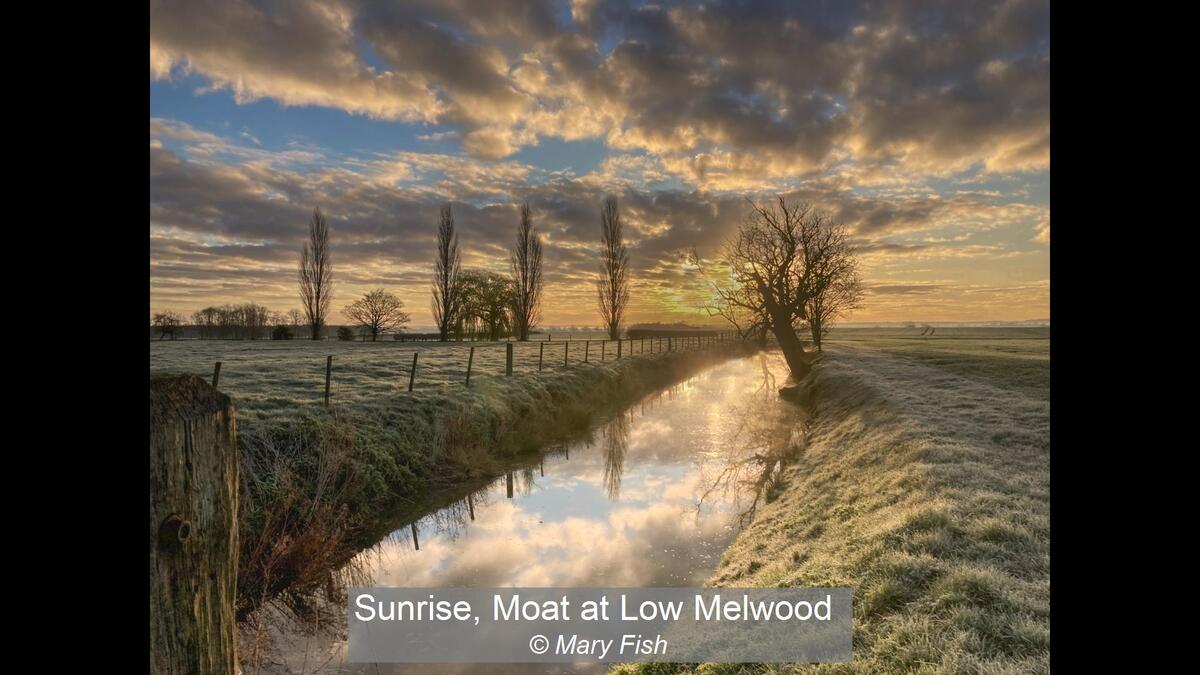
[159, 514, 193, 552]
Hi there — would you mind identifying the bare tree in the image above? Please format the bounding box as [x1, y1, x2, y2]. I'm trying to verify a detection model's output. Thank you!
[344, 289, 410, 341]
[691, 197, 861, 378]
[152, 311, 182, 340]
[596, 195, 630, 340]
[285, 309, 303, 332]
[804, 224, 863, 350]
[509, 201, 543, 341]
[431, 204, 463, 341]
[240, 303, 271, 340]
[193, 307, 219, 339]
[299, 207, 333, 340]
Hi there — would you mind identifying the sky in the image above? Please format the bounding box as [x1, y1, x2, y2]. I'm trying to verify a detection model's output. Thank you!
[149, 0, 1049, 328]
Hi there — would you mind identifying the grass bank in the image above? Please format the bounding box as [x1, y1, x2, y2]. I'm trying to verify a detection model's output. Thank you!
[232, 343, 759, 623]
[617, 338, 1049, 673]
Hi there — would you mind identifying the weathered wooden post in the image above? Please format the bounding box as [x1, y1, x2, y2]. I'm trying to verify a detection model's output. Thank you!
[211, 362, 221, 389]
[584, 340, 590, 362]
[564, 341, 569, 366]
[467, 493, 475, 521]
[411, 522, 420, 551]
[506, 471, 514, 498]
[601, 341, 606, 361]
[539, 342, 544, 371]
[466, 346, 475, 386]
[150, 374, 238, 675]
[324, 355, 333, 409]
[506, 342, 513, 376]
[409, 352, 418, 391]
[618, 339, 622, 359]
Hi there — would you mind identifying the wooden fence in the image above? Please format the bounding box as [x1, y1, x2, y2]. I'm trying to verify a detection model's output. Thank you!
[208, 331, 746, 409]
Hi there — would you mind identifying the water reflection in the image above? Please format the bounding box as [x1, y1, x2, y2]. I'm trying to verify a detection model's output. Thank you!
[601, 411, 631, 500]
[254, 352, 799, 673]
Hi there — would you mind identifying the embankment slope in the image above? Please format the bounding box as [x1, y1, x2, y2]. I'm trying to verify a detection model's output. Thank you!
[636, 342, 1050, 673]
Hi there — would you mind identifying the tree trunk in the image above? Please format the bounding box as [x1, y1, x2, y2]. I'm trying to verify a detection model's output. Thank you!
[149, 374, 239, 674]
[770, 321, 812, 378]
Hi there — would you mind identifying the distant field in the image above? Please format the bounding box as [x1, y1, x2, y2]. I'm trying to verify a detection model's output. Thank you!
[149, 333, 714, 423]
[828, 325, 1050, 340]
[827, 326, 1050, 401]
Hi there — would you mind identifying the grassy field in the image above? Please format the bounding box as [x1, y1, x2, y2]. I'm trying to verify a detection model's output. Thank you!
[827, 327, 1049, 402]
[617, 328, 1050, 674]
[149, 332, 701, 424]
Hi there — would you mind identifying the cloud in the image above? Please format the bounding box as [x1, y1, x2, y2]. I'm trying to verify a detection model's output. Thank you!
[869, 284, 943, 295]
[150, 121, 1048, 324]
[150, 0, 1049, 179]
[150, 0, 445, 122]
[148, 1, 1049, 323]
[1033, 219, 1050, 244]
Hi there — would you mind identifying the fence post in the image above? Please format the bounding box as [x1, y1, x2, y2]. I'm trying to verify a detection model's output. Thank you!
[409, 352, 418, 391]
[149, 375, 238, 674]
[211, 361, 221, 388]
[539, 342, 544, 371]
[411, 522, 419, 551]
[506, 342, 513, 376]
[466, 346, 475, 386]
[584, 340, 590, 362]
[506, 471, 514, 498]
[324, 355, 333, 409]
[601, 341, 606, 361]
[564, 341, 569, 367]
[618, 339, 623, 359]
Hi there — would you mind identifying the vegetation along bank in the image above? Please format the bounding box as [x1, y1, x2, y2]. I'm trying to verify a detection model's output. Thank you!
[233, 340, 759, 622]
[617, 335, 1050, 673]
